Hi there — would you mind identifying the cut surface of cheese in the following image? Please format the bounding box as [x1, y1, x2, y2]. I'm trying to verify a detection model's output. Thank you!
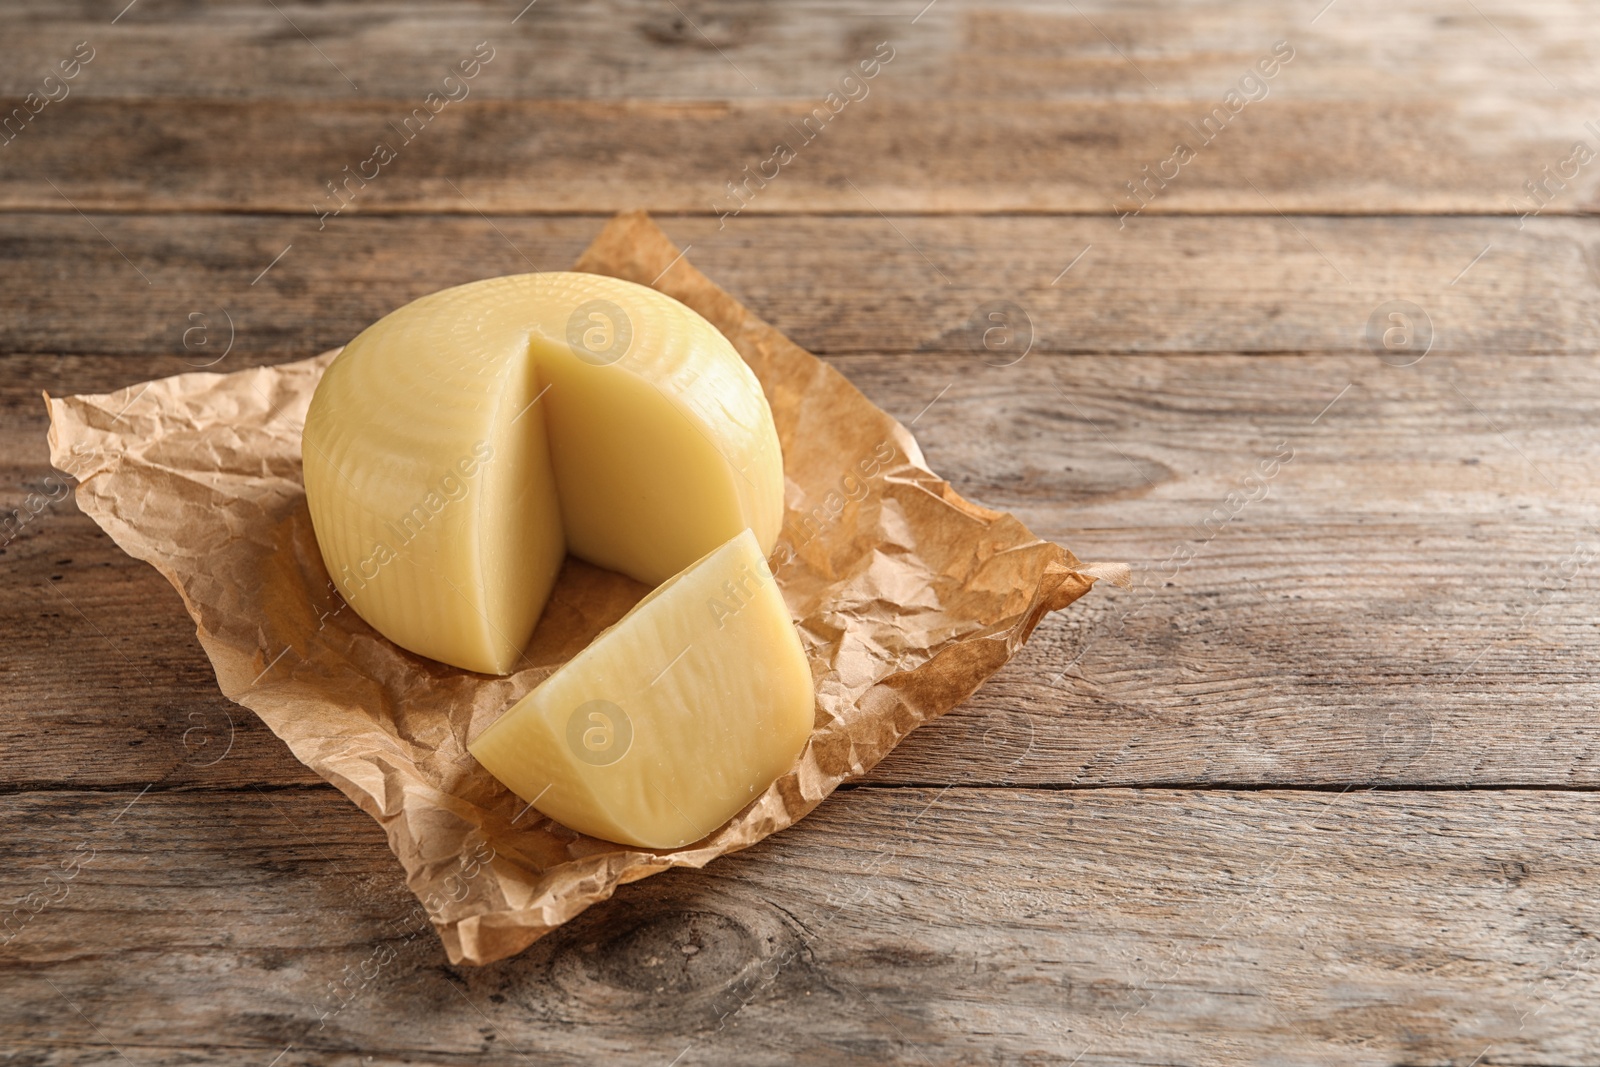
[467, 528, 814, 849]
[301, 272, 783, 674]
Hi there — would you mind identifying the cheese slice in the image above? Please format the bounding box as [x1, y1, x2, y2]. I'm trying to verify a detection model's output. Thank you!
[468, 529, 813, 849]
[302, 272, 784, 674]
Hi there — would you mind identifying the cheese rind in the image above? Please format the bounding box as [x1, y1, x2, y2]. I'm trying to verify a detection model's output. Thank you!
[467, 529, 814, 849]
[302, 272, 784, 674]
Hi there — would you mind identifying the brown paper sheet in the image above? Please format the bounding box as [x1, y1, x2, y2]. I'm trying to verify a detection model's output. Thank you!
[44, 212, 1123, 966]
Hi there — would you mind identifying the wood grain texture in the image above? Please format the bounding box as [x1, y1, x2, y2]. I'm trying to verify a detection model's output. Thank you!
[6, 95, 1598, 216]
[5, 785, 1600, 1066]
[5, 0, 1600, 1058]
[3, 1, 1598, 214]
[1, 214, 1597, 360]
[5, 0, 1596, 102]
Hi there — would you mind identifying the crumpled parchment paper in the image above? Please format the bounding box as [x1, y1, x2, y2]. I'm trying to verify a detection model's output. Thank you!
[44, 211, 1123, 966]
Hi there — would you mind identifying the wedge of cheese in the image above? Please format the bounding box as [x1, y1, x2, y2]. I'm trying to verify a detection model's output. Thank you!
[302, 272, 783, 674]
[468, 529, 814, 849]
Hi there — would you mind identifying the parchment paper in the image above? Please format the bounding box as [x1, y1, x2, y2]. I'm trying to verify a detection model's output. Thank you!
[44, 212, 1123, 966]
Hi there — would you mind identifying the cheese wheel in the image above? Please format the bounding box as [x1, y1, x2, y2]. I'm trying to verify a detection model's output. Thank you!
[468, 529, 814, 849]
[302, 272, 784, 674]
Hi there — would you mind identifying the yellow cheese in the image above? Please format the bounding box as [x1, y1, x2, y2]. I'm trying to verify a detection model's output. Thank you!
[302, 272, 784, 674]
[468, 529, 813, 849]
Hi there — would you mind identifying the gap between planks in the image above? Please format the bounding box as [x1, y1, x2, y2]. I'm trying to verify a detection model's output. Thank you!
[8, 782, 1600, 797]
[0, 207, 1584, 220]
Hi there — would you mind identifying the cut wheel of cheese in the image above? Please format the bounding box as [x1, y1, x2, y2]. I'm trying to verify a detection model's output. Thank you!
[302, 272, 784, 674]
[468, 529, 814, 849]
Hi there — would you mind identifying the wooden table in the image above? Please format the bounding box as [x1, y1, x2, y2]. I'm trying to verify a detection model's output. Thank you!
[4, 2, 1599, 1063]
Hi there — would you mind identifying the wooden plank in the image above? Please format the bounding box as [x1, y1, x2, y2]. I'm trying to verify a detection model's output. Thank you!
[5, 350, 1599, 789]
[5, 93, 1596, 215]
[0, 214, 1596, 360]
[4, 0, 1597, 104]
[5, 1, 1598, 216]
[4, 785, 1600, 1064]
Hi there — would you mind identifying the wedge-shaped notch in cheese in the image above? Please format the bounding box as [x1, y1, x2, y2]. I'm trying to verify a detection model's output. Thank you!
[302, 272, 783, 675]
[468, 529, 813, 850]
